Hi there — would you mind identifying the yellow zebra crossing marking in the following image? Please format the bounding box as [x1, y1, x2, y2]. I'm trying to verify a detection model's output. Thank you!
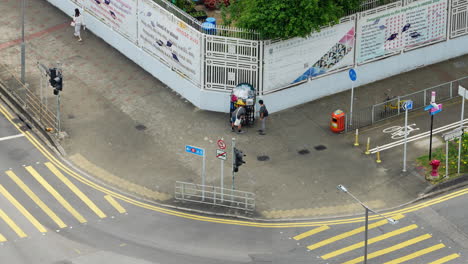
[321, 224, 418, 260]
[26, 166, 87, 223]
[428, 253, 461, 264]
[0, 184, 47, 233]
[45, 162, 106, 219]
[342, 234, 432, 264]
[0, 232, 6, 242]
[0, 208, 27, 238]
[6, 170, 67, 229]
[104, 195, 126, 214]
[383, 243, 445, 264]
[293, 226, 329, 240]
[307, 214, 405, 250]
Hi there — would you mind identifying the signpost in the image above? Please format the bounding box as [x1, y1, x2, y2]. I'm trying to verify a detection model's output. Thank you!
[216, 140, 227, 202]
[349, 68, 357, 126]
[442, 128, 464, 178]
[458, 85, 467, 174]
[185, 145, 206, 200]
[424, 91, 442, 160]
[402, 100, 413, 172]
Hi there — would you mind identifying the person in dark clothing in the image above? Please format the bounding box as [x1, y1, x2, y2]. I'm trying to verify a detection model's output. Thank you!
[258, 100, 268, 135]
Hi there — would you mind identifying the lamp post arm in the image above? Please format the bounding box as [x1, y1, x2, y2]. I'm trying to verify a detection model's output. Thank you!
[346, 191, 397, 224]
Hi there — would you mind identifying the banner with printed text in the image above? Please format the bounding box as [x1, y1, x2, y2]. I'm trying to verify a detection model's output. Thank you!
[83, 0, 138, 42]
[357, 0, 447, 63]
[263, 21, 355, 92]
[138, 0, 202, 83]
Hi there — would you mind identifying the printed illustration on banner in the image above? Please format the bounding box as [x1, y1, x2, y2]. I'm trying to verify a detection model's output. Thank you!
[263, 21, 355, 92]
[138, 0, 201, 83]
[83, 0, 138, 41]
[356, 0, 447, 63]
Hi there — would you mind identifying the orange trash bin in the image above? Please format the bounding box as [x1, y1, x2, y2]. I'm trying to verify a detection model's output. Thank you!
[330, 109, 345, 133]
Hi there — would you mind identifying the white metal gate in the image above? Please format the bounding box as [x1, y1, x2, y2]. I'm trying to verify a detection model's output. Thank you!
[203, 35, 262, 92]
[450, 0, 468, 38]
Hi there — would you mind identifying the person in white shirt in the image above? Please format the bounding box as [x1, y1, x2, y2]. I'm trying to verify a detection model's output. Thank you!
[73, 8, 83, 42]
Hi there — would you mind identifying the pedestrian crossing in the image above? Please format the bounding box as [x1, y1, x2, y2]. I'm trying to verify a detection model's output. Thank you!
[289, 214, 462, 264]
[0, 162, 127, 243]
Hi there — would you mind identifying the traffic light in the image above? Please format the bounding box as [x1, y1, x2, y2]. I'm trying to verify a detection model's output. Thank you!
[49, 68, 63, 95]
[49, 68, 57, 87]
[233, 147, 245, 172]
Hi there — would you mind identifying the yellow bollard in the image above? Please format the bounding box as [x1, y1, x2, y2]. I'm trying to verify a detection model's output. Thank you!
[376, 147, 382, 163]
[354, 129, 359, 146]
[365, 137, 370, 155]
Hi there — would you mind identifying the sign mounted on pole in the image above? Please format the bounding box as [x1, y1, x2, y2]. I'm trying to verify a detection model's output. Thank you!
[185, 145, 205, 156]
[217, 139, 226, 149]
[216, 149, 227, 160]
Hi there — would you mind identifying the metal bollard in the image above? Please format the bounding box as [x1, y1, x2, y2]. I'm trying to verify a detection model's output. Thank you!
[354, 129, 359, 146]
[376, 147, 382, 163]
[365, 137, 371, 155]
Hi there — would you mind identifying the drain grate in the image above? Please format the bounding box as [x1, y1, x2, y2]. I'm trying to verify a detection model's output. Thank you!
[257, 155, 270, 161]
[135, 124, 147, 131]
[298, 149, 310, 155]
[314, 145, 327, 151]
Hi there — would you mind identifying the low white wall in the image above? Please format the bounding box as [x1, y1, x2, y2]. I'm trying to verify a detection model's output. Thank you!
[262, 36, 468, 114]
[46, 0, 468, 114]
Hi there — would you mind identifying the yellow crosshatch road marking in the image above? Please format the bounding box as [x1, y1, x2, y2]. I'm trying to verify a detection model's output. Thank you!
[26, 166, 87, 224]
[45, 162, 106, 219]
[0, 184, 47, 233]
[321, 224, 418, 260]
[0, 233, 6, 242]
[383, 243, 445, 264]
[104, 195, 126, 214]
[307, 214, 405, 250]
[342, 233, 432, 264]
[293, 225, 329, 240]
[428, 253, 461, 264]
[6, 170, 67, 229]
[0, 208, 27, 238]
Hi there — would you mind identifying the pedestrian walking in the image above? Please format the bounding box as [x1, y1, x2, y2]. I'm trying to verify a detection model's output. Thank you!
[72, 8, 83, 42]
[258, 100, 268, 135]
[231, 100, 246, 134]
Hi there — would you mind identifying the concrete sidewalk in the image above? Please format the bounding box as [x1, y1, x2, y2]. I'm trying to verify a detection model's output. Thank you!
[1, 0, 468, 219]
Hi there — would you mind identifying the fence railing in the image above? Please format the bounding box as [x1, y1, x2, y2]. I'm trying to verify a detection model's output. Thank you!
[0, 64, 58, 133]
[346, 76, 468, 132]
[175, 181, 255, 212]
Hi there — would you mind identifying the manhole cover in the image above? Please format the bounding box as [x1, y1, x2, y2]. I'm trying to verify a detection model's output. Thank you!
[298, 149, 310, 155]
[314, 145, 327, 151]
[135, 124, 147, 131]
[257, 155, 270, 161]
[68, 114, 75, 119]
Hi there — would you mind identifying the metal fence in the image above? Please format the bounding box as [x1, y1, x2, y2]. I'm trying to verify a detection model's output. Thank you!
[174, 181, 255, 212]
[0, 64, 58, 133]
[346, 76, 468, 132]
[345, 0, 401, 16]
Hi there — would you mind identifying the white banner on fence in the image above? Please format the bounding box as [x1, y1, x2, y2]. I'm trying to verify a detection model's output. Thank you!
[263, 21, 355, 92]
[357, 0, 447, 63]
[138, 0, 201, 84]
[83, 0, 138, 42]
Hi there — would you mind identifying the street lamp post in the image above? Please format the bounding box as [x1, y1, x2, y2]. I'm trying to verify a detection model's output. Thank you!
[21, 0, 26, 83]
[337, 185, 398, 264]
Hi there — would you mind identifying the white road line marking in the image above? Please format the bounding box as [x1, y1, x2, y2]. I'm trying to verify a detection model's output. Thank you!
[0, 134, 25, 142]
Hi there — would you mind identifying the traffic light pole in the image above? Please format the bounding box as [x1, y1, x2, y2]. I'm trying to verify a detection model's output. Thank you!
[231, 137, 236, 192]
[56, 92, 61, 134]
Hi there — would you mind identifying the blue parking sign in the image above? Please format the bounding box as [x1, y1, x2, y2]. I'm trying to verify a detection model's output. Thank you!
[185, 145, 205, 156]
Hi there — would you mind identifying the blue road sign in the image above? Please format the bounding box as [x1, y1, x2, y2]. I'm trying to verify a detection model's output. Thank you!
[349, 69, 357, 81]
[403, 100, 413, 111]
[185, 145, 205, 156]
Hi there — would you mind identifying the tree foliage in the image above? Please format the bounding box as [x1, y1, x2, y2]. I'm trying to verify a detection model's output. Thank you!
[222, 0, 362, 39]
